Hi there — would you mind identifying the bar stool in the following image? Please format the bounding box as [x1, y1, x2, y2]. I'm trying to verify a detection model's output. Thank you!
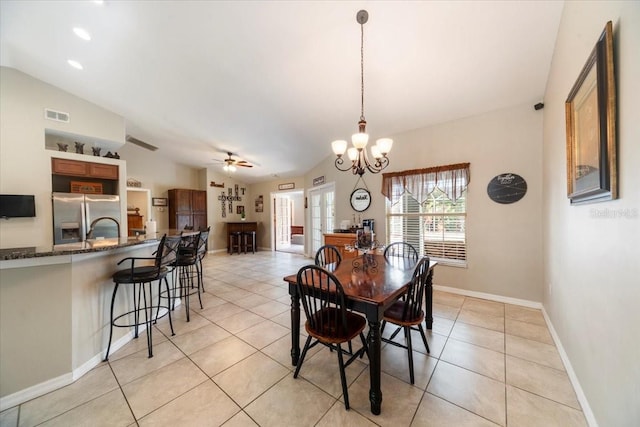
[229, 231, 242, 254]
[242, 230, 256, 254]
[170, 231, 204, 322]
[105, 234, 177, 360]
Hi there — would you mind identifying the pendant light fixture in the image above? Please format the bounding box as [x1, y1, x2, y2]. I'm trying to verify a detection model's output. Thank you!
[331, 10, 393, 177]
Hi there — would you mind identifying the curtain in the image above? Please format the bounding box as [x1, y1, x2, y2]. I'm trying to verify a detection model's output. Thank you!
[381, 162, 470, 205]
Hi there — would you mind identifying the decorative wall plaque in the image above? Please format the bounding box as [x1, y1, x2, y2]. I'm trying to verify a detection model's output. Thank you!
[487, 173, 527, 204]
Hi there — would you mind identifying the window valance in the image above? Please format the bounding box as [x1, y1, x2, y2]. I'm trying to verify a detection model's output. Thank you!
[381, 162, 470, 205]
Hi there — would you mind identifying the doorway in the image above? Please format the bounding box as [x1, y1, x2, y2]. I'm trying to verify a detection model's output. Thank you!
[308, 183, 335, 255]
[273, 190, 304, 255]
[125, 188, 151, 235]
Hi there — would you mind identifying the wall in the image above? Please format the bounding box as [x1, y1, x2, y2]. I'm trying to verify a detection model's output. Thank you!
[542, 2, 640, 426]
[0, 67, 126, 248]
[117, 142, 202, 232]
[306, 102, 544, 302]
[205, 168, 254, 251]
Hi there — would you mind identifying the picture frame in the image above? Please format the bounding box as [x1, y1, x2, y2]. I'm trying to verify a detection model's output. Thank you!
[152, 197, 167, 207]
[278, 182, 295, 190]
[565, 21, 617, 205]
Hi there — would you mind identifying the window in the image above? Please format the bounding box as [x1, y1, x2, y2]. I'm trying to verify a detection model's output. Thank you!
[383, 163, 469, 266]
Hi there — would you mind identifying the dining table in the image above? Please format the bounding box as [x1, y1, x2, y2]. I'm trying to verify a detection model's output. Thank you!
[283, 253, 437, 415]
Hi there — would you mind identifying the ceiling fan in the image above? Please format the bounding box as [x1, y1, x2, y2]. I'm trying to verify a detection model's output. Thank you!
[214, 152, 253, 172]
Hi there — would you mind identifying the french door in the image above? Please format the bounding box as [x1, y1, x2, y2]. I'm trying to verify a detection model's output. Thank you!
[308, 184, 335, 254]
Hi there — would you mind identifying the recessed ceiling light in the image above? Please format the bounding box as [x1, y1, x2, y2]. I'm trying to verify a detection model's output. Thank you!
[73, 27, 91, 41]
[93, 0, 105, 5]
[67, 60, 83, 70]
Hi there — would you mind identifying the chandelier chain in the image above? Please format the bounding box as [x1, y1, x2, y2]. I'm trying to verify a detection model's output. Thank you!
[360, 20, 365, 122]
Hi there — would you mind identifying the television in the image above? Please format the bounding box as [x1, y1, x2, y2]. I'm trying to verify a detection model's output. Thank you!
[0, 195, 36, 218]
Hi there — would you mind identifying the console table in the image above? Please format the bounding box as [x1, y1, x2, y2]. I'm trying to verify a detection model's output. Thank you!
[226, 222, 258, 252]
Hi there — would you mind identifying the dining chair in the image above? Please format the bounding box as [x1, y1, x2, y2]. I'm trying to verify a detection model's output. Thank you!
[294, 264, 369, 410]
[384, 241, 418, 262]
[106, 234, 177, 360]
[380, 256, 431, 384]
[314, 244, 342, 271]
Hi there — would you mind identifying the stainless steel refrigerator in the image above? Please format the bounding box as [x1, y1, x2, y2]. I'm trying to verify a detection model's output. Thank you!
[52, 192, 121, 244]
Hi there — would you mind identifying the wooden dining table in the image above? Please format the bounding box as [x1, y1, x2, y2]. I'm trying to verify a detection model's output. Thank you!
[283, 254, 437, 415]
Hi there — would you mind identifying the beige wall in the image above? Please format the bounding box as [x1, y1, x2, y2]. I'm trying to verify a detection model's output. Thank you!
[306, 102, 544, 302]
[542, 2, 640, 426]
[117, 142, 203, 232]
[0, 67, 126, 248]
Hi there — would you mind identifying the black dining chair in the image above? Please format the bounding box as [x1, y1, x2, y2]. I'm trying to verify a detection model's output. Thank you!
[380, 256, 431, 384]
[294, 264, 369, 410]
[106, 234, 178, 360]
[384, 242, 419, 262]
[314, 244, 342, 271]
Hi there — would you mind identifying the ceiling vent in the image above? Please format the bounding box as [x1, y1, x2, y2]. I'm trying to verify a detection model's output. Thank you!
[126, 135, 158, 151]
[44, 108, 70, 123]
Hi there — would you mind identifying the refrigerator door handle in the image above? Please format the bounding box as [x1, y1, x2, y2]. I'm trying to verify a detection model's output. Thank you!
[81, 200, 88, 240]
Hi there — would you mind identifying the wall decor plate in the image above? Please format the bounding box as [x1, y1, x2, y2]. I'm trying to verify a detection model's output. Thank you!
[487, 173, 527, 204]
[350, 188, 371, 212]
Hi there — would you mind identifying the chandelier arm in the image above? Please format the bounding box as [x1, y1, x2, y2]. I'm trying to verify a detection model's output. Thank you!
[335, 156, 355, 172]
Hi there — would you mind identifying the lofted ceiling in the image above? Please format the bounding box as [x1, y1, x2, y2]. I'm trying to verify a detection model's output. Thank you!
[0, 1, 563, 183]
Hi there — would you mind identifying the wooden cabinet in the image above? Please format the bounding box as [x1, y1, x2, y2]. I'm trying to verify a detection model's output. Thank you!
[324, 233, 358, 259]
[127, 213, 144, 236]
[52, 158, 88, 176]
[168, 189, 208, 230]
[88, 163, 118, 179]
[52, 158, 118, 180]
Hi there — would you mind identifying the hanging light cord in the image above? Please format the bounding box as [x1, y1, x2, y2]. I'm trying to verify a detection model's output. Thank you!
[360, 20, 365, 122]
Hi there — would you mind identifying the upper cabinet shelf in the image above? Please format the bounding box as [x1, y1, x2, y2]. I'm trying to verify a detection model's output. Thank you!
[45, 128, 123, 158]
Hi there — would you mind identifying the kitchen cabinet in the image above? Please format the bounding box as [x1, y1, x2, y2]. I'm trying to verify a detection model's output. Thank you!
[52, 158, 118, 180]
[323, 233, 358, 259]
[168, 189, 208, 231]
[127, 211, 144, 236]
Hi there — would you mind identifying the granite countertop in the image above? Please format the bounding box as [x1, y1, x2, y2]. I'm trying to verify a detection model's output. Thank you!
[0, 230, 196, 261]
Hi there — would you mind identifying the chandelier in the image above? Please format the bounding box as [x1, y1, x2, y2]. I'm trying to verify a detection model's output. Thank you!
[331, 10, 393, 177]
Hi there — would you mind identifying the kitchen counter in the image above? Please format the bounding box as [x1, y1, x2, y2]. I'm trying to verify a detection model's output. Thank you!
[0, 229, 197, 261]
[0, 229, 197, 405]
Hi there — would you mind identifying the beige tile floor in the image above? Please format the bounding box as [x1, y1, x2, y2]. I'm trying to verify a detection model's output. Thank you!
[0, 251, 588, 427]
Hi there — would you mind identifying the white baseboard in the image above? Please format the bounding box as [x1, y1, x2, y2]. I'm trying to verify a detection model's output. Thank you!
[542, 308, 599, 427]
[0, 305, 179, 411]
[432, 285, 597, 427]
[0, 372, 72, 412]
[433, 284, 543, 309]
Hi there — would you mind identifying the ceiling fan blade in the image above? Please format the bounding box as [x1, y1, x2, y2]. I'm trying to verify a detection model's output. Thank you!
[237, 164, 253, 168]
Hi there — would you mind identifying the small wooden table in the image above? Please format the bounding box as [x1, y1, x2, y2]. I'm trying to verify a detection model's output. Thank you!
[225, 222, 257, 253]
[284, 254, 436, 415]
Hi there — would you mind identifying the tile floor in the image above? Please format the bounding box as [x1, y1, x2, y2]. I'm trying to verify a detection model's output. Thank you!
[0, 251, 588, 427]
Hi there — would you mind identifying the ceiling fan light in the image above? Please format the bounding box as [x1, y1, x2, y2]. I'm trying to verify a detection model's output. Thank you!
[376, 138, 393, 154]
[331, 140, 347, 156]
[351, 132, 369, 149]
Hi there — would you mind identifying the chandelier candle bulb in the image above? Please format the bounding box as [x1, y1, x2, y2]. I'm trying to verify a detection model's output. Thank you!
[332, 140, 347, 156]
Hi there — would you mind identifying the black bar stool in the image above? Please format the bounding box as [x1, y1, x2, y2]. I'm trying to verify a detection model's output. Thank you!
[105, 234, 178, 360]
[169, 231, 205, 322]
[229, 231, 242, 254]
[242, 230, 256, 254]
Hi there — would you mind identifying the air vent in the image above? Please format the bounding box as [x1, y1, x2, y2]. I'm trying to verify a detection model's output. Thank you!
[125, 135, 158, 151]
[44, 108, 70, 123]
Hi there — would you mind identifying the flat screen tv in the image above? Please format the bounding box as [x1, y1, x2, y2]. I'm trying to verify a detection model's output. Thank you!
[0, 195, 36, 218]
